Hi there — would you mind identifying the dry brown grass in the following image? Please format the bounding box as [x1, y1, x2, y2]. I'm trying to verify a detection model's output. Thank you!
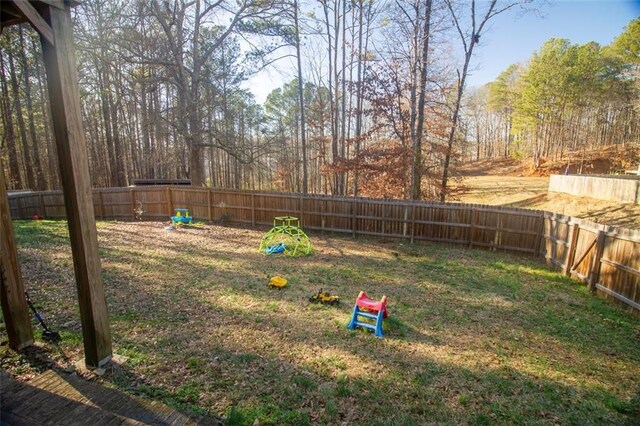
[453, 175, 640, 229]
[2, 220, 639, 425]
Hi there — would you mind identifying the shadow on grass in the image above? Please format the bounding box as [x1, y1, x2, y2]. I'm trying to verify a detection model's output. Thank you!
[5, 219, 640, 425]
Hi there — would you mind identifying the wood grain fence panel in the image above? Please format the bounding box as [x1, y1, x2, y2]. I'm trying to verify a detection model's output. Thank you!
[500, 214, 540, 253]
[42, 192, 65, 218]
[544, 214, 572, 268]
[99, 190, 131, 218]
[598, 231, 640, 308]
[169, 188, 208, 220]
[474, 208, 498, 249]
[8, 196, 20, 218]
[132, 187, 168, 219]
[570, 227, 598, 282]
[301, 197, 328, 231]
[209, 191, 247, 224]
[324, 198, 351, 232]
[18, 194, 42, 218]
[252, 193, 273, 225]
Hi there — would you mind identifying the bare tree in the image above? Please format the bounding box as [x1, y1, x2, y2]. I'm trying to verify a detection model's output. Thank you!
[440, 0, 532, 201]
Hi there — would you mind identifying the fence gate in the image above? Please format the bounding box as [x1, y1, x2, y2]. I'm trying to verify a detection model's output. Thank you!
[565, 229, 603, 290]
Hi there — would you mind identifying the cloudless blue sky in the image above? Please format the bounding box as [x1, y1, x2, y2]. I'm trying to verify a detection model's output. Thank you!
[467, 0, 640, 86]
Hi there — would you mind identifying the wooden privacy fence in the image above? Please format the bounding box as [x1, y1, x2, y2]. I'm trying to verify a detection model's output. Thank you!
[8, 187, 639, 312]
[543, 213, 639, 311]
[549, 174, 640, 204]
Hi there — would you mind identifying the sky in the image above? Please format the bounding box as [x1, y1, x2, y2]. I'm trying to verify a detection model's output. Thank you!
[468, 0, 640, 87]
[243, 0, 640, 105]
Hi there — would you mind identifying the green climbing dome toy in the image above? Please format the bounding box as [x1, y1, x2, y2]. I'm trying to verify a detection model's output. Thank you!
[259, 216, 312, 256]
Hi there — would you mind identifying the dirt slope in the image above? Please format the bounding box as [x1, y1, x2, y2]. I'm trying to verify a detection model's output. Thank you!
[453, 145, 640, 229]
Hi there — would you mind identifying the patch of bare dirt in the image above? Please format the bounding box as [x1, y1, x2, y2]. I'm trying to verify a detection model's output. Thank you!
[458, 145, 640, 178]
[454, 145, 640, 229]
[452, 175, 640, 229]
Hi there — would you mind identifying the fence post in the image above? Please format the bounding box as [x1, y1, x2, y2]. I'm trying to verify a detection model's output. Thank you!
[352, 198, 357, 238]
[468, 206, 475, 248]
[533, 213, 544, 258]
[321, 199, 326, 235]
[382, 202, 386, 236]
[492, 211, 501, 251]
[251, 193, 256, 226]
[543, 214, 553, 265]
[17, 197, 24, 219]
[588, 229, 606, 293]
[38, 193, 45, 217]
[299, 194, 304, 225]
[410, 204, 416, 244]
[564, 222, 580, 276]
[402, 205, 408, 238]
[130, 188, 136, 220]
[98, 190, 104, 219]
[208, 189, 213, 222]
[166, 187, 173, 216]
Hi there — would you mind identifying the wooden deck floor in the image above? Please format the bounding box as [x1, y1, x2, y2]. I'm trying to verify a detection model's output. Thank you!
[0, 370, 222, 425]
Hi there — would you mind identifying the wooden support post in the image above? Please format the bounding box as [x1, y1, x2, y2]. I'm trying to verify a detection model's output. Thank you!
[469, 207, 475, 248]
[0, 164, 34, 350]
[299, 194, 304, 224]
[564, 223, 580, 276]
[589, 230, 606, 293]
[251, 193, 255, 226]
[40, 3, 111, 368]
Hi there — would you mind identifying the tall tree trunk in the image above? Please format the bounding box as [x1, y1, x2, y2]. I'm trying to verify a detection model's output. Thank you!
[408, 1, 420, 198]
[294, 0, 308, 194]
[108, 68, 126, 186]
[0, 52, 22, 189]
[33, 40, 58, 189]
[353, 0, 364, 197]
[339, 0, 347, 195]
[8, 49, 36, 190]
[98, 67, 116, 187]
[321, 1, 338, 194]
[441, 0, 500, 202]
[18, 27, 46, 190]
[411, 0, 433, 200]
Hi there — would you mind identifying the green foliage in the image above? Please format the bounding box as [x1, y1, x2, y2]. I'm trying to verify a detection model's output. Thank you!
[607, 18, 640, 64]
[487, 63, 520, 114]
[472, 17, 639, 162]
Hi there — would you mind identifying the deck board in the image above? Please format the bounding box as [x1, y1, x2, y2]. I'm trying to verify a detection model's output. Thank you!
[0, 370, 222, 425]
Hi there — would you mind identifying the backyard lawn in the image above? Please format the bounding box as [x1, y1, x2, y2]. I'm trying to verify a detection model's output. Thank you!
[2, 220, 639, 425]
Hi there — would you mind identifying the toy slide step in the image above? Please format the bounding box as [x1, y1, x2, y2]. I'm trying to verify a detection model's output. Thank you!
[354, 321, 377, 330]
[356, 311, 378, 320]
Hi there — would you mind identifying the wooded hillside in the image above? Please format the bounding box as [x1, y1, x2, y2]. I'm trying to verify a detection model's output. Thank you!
[1, 1, 638, 201]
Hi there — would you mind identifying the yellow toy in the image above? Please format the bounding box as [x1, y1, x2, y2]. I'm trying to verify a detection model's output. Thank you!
[309, 288, 340, 305]
[269, 276, 287, 288]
